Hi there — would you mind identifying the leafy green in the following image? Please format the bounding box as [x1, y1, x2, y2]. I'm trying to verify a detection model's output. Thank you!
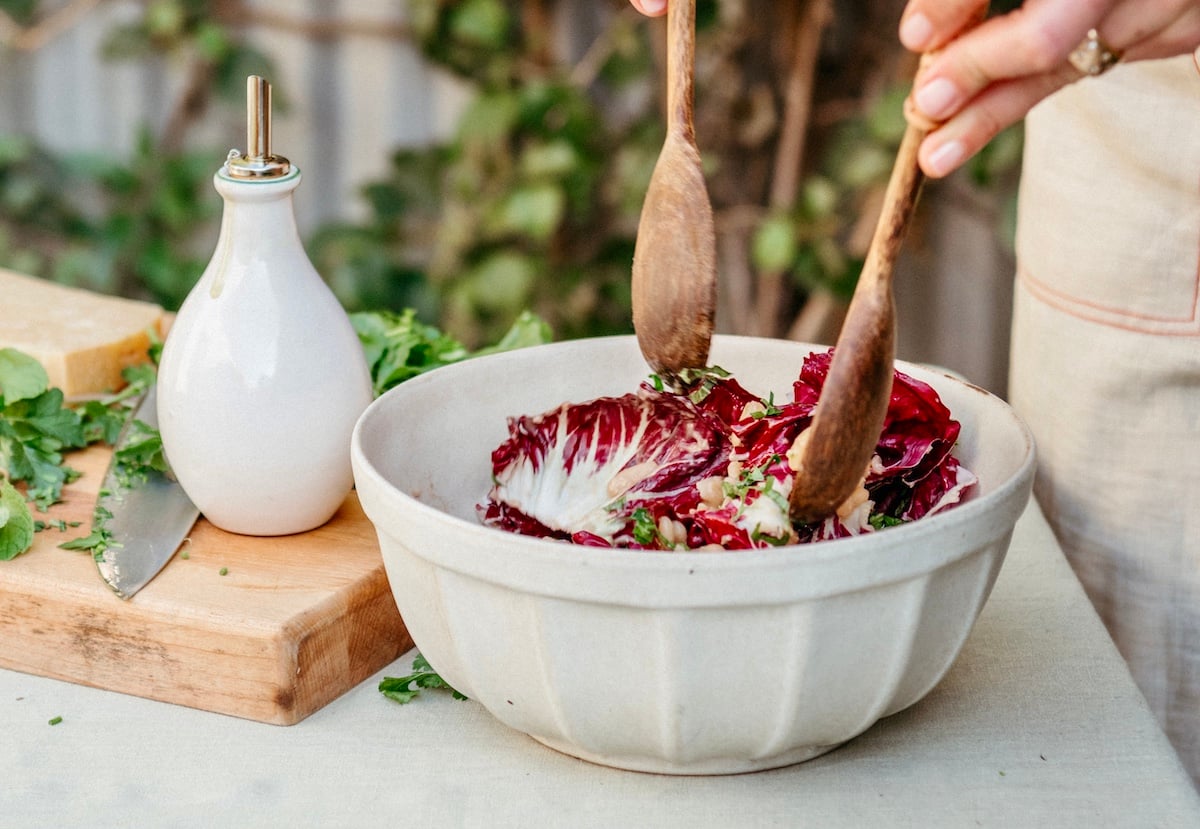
[58, 410, 166, 562]
[0, 348, 49, 403]
[868, 513, 907, 531]
[0, 347, 157, 560]
[379, 653, 468, 704]
[58, 505, 113, 563]
[0, 348, 86, 511]
[0, 478, 35, 561]
[352, 308, 551, 396]
[110, 420, 169, 487]
[630, 506, 664, 548]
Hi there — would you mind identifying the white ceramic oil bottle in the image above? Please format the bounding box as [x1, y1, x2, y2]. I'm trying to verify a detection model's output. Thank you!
[156, 75, 374, 536]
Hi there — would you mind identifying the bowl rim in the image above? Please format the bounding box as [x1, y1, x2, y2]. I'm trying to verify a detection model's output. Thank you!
[351, 335, 1036, 601]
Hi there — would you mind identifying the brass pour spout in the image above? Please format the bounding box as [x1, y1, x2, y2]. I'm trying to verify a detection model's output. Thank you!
[226, 75, 291, 179]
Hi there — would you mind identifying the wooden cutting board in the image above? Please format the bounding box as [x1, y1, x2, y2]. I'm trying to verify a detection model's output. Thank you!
[0, 445, 412, 725]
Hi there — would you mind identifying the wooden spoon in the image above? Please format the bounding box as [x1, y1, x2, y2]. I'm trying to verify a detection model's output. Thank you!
[787, 113, 931, 524]
[631, 0, 717, 377]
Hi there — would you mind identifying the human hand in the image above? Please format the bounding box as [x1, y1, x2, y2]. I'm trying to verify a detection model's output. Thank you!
[901, 0, 1200, 177]
[628, 0, 667, 17]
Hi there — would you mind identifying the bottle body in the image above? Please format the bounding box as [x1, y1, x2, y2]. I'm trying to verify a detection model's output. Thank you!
[157, 168, 373, 536]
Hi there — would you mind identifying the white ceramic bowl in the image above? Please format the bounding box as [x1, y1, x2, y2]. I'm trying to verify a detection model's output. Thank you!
[351, 336, 1035, 775]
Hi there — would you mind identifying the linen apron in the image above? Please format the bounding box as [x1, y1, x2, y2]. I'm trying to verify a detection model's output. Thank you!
[1009, 52, 1200, 786]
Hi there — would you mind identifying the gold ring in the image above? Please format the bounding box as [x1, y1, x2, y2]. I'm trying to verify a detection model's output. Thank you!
[1068, 29, 1122, 76]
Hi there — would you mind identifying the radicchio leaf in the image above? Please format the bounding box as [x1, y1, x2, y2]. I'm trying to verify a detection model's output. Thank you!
[482, 349, 976, 551]
[481, 388, 729, 548]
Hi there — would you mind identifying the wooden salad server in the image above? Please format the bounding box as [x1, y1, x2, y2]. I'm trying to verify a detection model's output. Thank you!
[630, 0, 718, 377]
[787, 83, 933, 524]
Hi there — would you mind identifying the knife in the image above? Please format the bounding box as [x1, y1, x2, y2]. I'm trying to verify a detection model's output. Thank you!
[92, 385, 199, 599]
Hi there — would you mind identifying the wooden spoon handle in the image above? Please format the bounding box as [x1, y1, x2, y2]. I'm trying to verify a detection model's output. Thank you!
[856, 119, 927, 292]
[665, 0, 696, 139]
[785, 88, 929, 525]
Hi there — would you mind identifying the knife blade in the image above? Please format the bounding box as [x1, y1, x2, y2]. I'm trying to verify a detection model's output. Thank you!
[93, 385, 199, 599]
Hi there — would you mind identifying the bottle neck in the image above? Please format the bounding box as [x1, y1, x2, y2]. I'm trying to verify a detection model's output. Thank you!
[211, 167, 305, 257]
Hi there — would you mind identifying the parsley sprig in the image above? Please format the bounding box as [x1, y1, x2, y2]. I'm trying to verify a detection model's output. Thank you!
[0, 347, 157, 561]
[353, 308, 551, 396]
[378, 653, 468, 703]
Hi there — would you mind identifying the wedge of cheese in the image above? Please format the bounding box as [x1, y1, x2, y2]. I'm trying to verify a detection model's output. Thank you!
[1, 269, 168, 398]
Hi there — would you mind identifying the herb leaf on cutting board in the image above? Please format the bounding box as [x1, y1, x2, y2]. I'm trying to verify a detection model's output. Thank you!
[0, 347, 156, 560]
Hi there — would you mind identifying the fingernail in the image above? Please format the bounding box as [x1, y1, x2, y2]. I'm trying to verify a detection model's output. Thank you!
[899, 12, 933, 51]
[638, 0, 666, 14]
[914, 77, 963, 121]
[927, 139, 966, 178]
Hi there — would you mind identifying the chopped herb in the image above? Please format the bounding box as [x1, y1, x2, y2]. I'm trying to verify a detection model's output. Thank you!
[724, 454, 785, 510]
[33, 518, 79, 532]
[111, 420, 169, 488]
[59, 507, 114, 563]
[631, 507, 664, 547]
[379, 653, 468, 703]
[218, 567, 228, 576]
[868, 513, 907, 531]
[759, 475, 790, 513]
[750, 526, 792, 547]
[48, 715, 62, 725]
[679, 366, 732, 404]
[179, 550, 189, 560]
[650, 365, 732, 398]
[750, 392, 782, 419]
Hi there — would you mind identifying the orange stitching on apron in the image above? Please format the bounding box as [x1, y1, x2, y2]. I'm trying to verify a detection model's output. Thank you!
[1018, 258, 1200, 336]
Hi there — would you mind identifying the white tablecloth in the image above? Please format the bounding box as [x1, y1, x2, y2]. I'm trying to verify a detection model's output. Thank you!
[4, 502, 1198, 828]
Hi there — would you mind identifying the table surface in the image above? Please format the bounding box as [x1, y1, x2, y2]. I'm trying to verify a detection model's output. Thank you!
[4, 502, 1198, 828]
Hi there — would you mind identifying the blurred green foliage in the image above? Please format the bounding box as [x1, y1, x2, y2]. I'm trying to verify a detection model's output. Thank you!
[0, 0, 1021, 347]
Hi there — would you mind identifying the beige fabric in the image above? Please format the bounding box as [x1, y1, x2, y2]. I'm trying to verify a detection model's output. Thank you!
[1010, 52, 1200, 787]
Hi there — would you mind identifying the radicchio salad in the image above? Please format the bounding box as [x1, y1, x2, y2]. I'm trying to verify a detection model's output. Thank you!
[479, 348, 976, 550]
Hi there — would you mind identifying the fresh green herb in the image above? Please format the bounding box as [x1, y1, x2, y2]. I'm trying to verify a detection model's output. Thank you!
[0, 348, 87, 511]
[676, 366, 732, 405]
[724, 454, 784, 508]
[76, 363, 158, 447]
[59, 506, 114, 563]
[0, 477, 35, 561]
[33, 519, 79, 532]
[48, 715, 63, 726]
[758, 475, 790, 513]
[868, 513, 907, 531]
[1, 346, 160, 561]
[379, 653, 468, 703]
[750, 392, 783, 419]
[352, 308, 551, 397]
[750, 526, 793, 547]
[630, 506, 664, 548]
[646, 365, 732, 399]
[110, 420, 169, 488]
[179, 549, 189, 560]
[218, 566, 228, 576]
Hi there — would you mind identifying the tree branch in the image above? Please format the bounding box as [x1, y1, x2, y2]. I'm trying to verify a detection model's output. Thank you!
[754, 0, 830, 337]
[0, 0, 103, 52]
